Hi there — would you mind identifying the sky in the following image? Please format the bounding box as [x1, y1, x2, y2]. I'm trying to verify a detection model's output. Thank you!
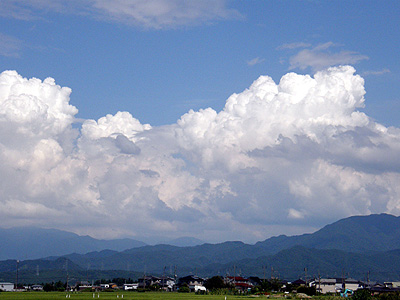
[0, 0, 399, 244]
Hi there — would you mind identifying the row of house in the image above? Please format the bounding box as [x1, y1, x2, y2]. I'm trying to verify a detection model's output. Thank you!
[308, 278, 360, 294]
[73, 276, 203, 292]
[4, 276, 400, 296]
[135, 275, 205, 292]
[102, 275, 400, 295]
[296, 277, 400, 295]
[0, 283, 43, 292]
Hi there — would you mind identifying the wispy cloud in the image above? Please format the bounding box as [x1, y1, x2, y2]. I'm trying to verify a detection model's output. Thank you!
[247, 57, 265, 66]
[287, 42, 368, 71]
[0, 33, 23, 57]
[1, 0, 242, 29]
[362, 68, 391, 76]
[0, 0, 74, 20]
[277, 42, 311, 50]
[95, 0, 242, 29]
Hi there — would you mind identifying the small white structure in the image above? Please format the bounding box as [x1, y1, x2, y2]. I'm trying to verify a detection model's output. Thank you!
[341, 278, 360, 292]
[31, 284, 43, 291]
[311, 278, 361, 294]
[313, 279, 337, 294]
[123, 283, 138, 290]
[385, 282, 400, 288]
[192, 285, 206, 292]
[0, 282, 14, 292]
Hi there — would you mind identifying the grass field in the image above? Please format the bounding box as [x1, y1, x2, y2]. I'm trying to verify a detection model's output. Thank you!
[0, 292, 267, 300]
[0, 292, 343, 300]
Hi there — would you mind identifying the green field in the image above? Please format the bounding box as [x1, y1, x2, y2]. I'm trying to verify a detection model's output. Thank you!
[0, 292, 345, 300]
[0, 292, 266, 300]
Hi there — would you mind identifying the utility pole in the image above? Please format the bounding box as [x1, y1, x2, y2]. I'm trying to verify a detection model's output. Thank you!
[66, 259, 69, 292]
[263, 265, 266, 282]
[304, 267, 308, 285]
[318, 270, 321, 293]
[174, 265, 177, 289]
[163, 266, 166, 291]
[342, 268, 345, 291]
[36, 265, 39, 285]
[15, 260, 19, 290]
[233, 265, 236, 286]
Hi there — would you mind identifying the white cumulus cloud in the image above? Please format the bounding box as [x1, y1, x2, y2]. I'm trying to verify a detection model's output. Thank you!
[0, 67, 400, 243]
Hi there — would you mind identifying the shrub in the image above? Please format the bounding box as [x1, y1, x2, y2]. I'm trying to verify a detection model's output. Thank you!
[352, 289, 372, 300]
[297, 286, 316, 296]
[178, 285, 190, 293]
[378, 292, 400, 300]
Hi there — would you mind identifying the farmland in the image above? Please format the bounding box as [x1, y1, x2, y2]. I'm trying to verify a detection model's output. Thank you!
[0, 292, 341, 300]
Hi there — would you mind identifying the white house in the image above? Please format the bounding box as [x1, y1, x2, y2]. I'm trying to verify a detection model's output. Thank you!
[123, 283, 138, 290]
[192, 285, 206, 292]
[0, 282, 14, 292]
[341, 278, 361, 291]
[312, 278, 337, 294]
[311, 278, 361, 294]
[31, 284, 43, 291]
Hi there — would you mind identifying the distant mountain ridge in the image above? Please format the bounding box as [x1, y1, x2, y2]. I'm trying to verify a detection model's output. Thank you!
[2, 214, 400, 281]
[255, 213, 400, 253]
[56, 213, 400, 279]
[163, 237, 205, 247]
[0, 227, 146, 260]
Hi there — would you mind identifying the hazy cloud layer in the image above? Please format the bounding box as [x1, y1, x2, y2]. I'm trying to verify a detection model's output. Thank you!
[2, 0, 240, 29]
[277, 42, 311, 50]
[1, 66, 399, 243]
[286, 42, 369, 71]
[0, 33, 23, 57]
[247, 57, 265, 66]
[362, 68, 391, 76]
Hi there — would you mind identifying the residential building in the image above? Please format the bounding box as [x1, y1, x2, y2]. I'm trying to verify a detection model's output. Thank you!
[123, 283, 138, 290]
[159, 276, 175, 291]
[31, 284, 43, 291]
[310, 278, 361, 294]
[178, 275, 206, 292]
[225, 276, 253, 292]
[138, 276, 160, 288]
[311, 278, 337, 294]
[0, 282, 14, 292]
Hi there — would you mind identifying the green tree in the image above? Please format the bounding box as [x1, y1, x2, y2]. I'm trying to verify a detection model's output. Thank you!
[43, 283, 55, 292]
[259, 278, 282, 292]
[378, 292, 400, 300]
[353, 288, 373, 300]
[297, 286, 316, 296]
[149, 283, 160, 291]
[54, 281, 65, 292]
[205, 276, 226, 290]
[178, 284, 190, 293]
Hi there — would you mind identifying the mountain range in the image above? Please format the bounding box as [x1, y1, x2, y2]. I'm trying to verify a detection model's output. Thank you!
[1, 213, 400, 282]
[0, 227, 146, 260]
[0, 228, 207, 260]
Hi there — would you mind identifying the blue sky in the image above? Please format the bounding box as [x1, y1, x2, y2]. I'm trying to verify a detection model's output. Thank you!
[0, 1, 400, 244]
[1, 1, 399, 127]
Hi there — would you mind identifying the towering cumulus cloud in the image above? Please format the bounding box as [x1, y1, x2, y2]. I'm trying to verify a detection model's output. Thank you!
[0, 67, 399, 242]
